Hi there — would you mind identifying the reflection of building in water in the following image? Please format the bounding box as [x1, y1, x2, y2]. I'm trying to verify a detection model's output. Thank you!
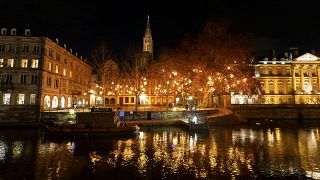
[298, 129, 320, 179]
[232, 50, 320, 104]
[31, 128, 320, 179]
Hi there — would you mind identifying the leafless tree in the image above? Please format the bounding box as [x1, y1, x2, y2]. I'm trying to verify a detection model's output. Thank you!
[122, 47, 151, 111]
[88, 40, 113, 85]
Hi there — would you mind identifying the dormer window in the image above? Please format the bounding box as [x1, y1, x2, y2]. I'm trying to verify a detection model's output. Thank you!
[1, 28, 7, 35]
[25, 29, 30, 36]
[11, 28, 16, 35]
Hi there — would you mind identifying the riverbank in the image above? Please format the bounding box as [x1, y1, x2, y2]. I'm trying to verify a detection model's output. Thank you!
[2, 105, 320, 128]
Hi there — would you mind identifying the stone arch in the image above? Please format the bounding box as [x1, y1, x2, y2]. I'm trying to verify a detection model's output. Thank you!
[61, 96, 66, 108]
[44, 95, 50, 109]
[52, 96, 58, 108]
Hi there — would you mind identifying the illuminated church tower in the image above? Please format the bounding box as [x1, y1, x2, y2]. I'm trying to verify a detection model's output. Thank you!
[143, 15, 153, 60]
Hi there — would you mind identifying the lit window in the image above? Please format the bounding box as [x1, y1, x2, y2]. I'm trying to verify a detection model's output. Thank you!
[68, 97, 71, 108]
[48, 62, 52, 71]
[7, 59, 14, 67]
[0, 59, 3, 67]
[55, 65, 59, 73]
[3, 93, 10, 105]
[17, 94, 25, 104]
[63, 68, 66, 76]
[21, 59, 28, 68]
[30, 94, 36, 104]
[44, 95, 50, 108]
[31, 59, 38, 68]
[52, 96, 58, 108]
[61, 96, 65, 108]
[70, 70, 72, 78]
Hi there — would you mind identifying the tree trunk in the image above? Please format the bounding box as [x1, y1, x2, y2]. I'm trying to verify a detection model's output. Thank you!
[202, 92, 209, 107]
[166, 95, 169, 111]
[135, 94, 139, 112]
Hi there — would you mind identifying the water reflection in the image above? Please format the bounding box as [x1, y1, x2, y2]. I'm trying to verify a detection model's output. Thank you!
[0, 140, 7, 161]
[0, 127, 319, 179]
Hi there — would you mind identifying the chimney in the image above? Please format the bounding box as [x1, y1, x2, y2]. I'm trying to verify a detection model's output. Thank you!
[24, 29, 30, 36]
[80, 56, 82, 60]
[1, 28, 7, 35]
[11, 28, 16, 35]
[271, 49, 276, 58]
[290, 47, 299, 57]
[293, 49, 299, 57]
[64, 44, 66, 49]
[76, 52, 78, 56]
[55, 38, 59, 44]
[70, 48, 73, 53]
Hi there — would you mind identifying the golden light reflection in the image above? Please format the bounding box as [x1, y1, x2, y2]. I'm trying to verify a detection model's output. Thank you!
[208, 138, 217, 169]
[89, 151, 102, 165]
[138, 132, 147, 174]
[0, 140, 7, 160]
[32, 127, 320, 179]
[267, 129, 275, 146]
[122, 140, 134, 162]
[12, 141, 23, 159]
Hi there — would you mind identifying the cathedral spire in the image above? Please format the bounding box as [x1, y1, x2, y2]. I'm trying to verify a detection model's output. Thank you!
[143, 15, 153, 58]
[144, 14, 152, 38]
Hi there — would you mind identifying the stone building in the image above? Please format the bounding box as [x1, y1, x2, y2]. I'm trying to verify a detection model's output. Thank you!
[0, 28, 92, 113]
[252, 51, 320, 104]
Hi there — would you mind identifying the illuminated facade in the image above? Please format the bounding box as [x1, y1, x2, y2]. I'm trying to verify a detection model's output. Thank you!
[0, 28, 92, 111]
[254, 52, 320, 104]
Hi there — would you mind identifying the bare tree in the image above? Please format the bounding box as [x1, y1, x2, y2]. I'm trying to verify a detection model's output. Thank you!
[122, 47, 151, 111]
[173, 19, 259, 107]
[147, 49, 179, 111]
[88, 40, 113, 85]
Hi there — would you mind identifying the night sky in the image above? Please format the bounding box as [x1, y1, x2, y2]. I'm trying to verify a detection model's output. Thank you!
[1, 0, 320, 59]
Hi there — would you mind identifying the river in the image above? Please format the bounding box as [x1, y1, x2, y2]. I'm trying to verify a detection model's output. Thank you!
[0, 126, 319, 179]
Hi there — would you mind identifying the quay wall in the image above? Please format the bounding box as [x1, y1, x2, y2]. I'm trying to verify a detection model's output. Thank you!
[230, 105, 320, 126]
[0, 105, 40, 124]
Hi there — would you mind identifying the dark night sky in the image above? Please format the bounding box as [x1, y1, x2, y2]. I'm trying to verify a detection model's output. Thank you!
[1, 0, 320, 59]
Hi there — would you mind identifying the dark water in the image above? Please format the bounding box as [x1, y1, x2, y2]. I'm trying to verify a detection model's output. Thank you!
[0, 126, 319, 180]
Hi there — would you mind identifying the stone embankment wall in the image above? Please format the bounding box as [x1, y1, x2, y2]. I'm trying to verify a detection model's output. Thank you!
[230, 105, 320, 126]
[40, 110, 217, 124]
[41, 112, 76, 123]
[0, 105, 40, 123]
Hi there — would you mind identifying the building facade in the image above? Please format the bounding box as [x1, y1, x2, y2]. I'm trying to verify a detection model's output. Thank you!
[252, 52, 320, 104]
[0, 28, 92, 112]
